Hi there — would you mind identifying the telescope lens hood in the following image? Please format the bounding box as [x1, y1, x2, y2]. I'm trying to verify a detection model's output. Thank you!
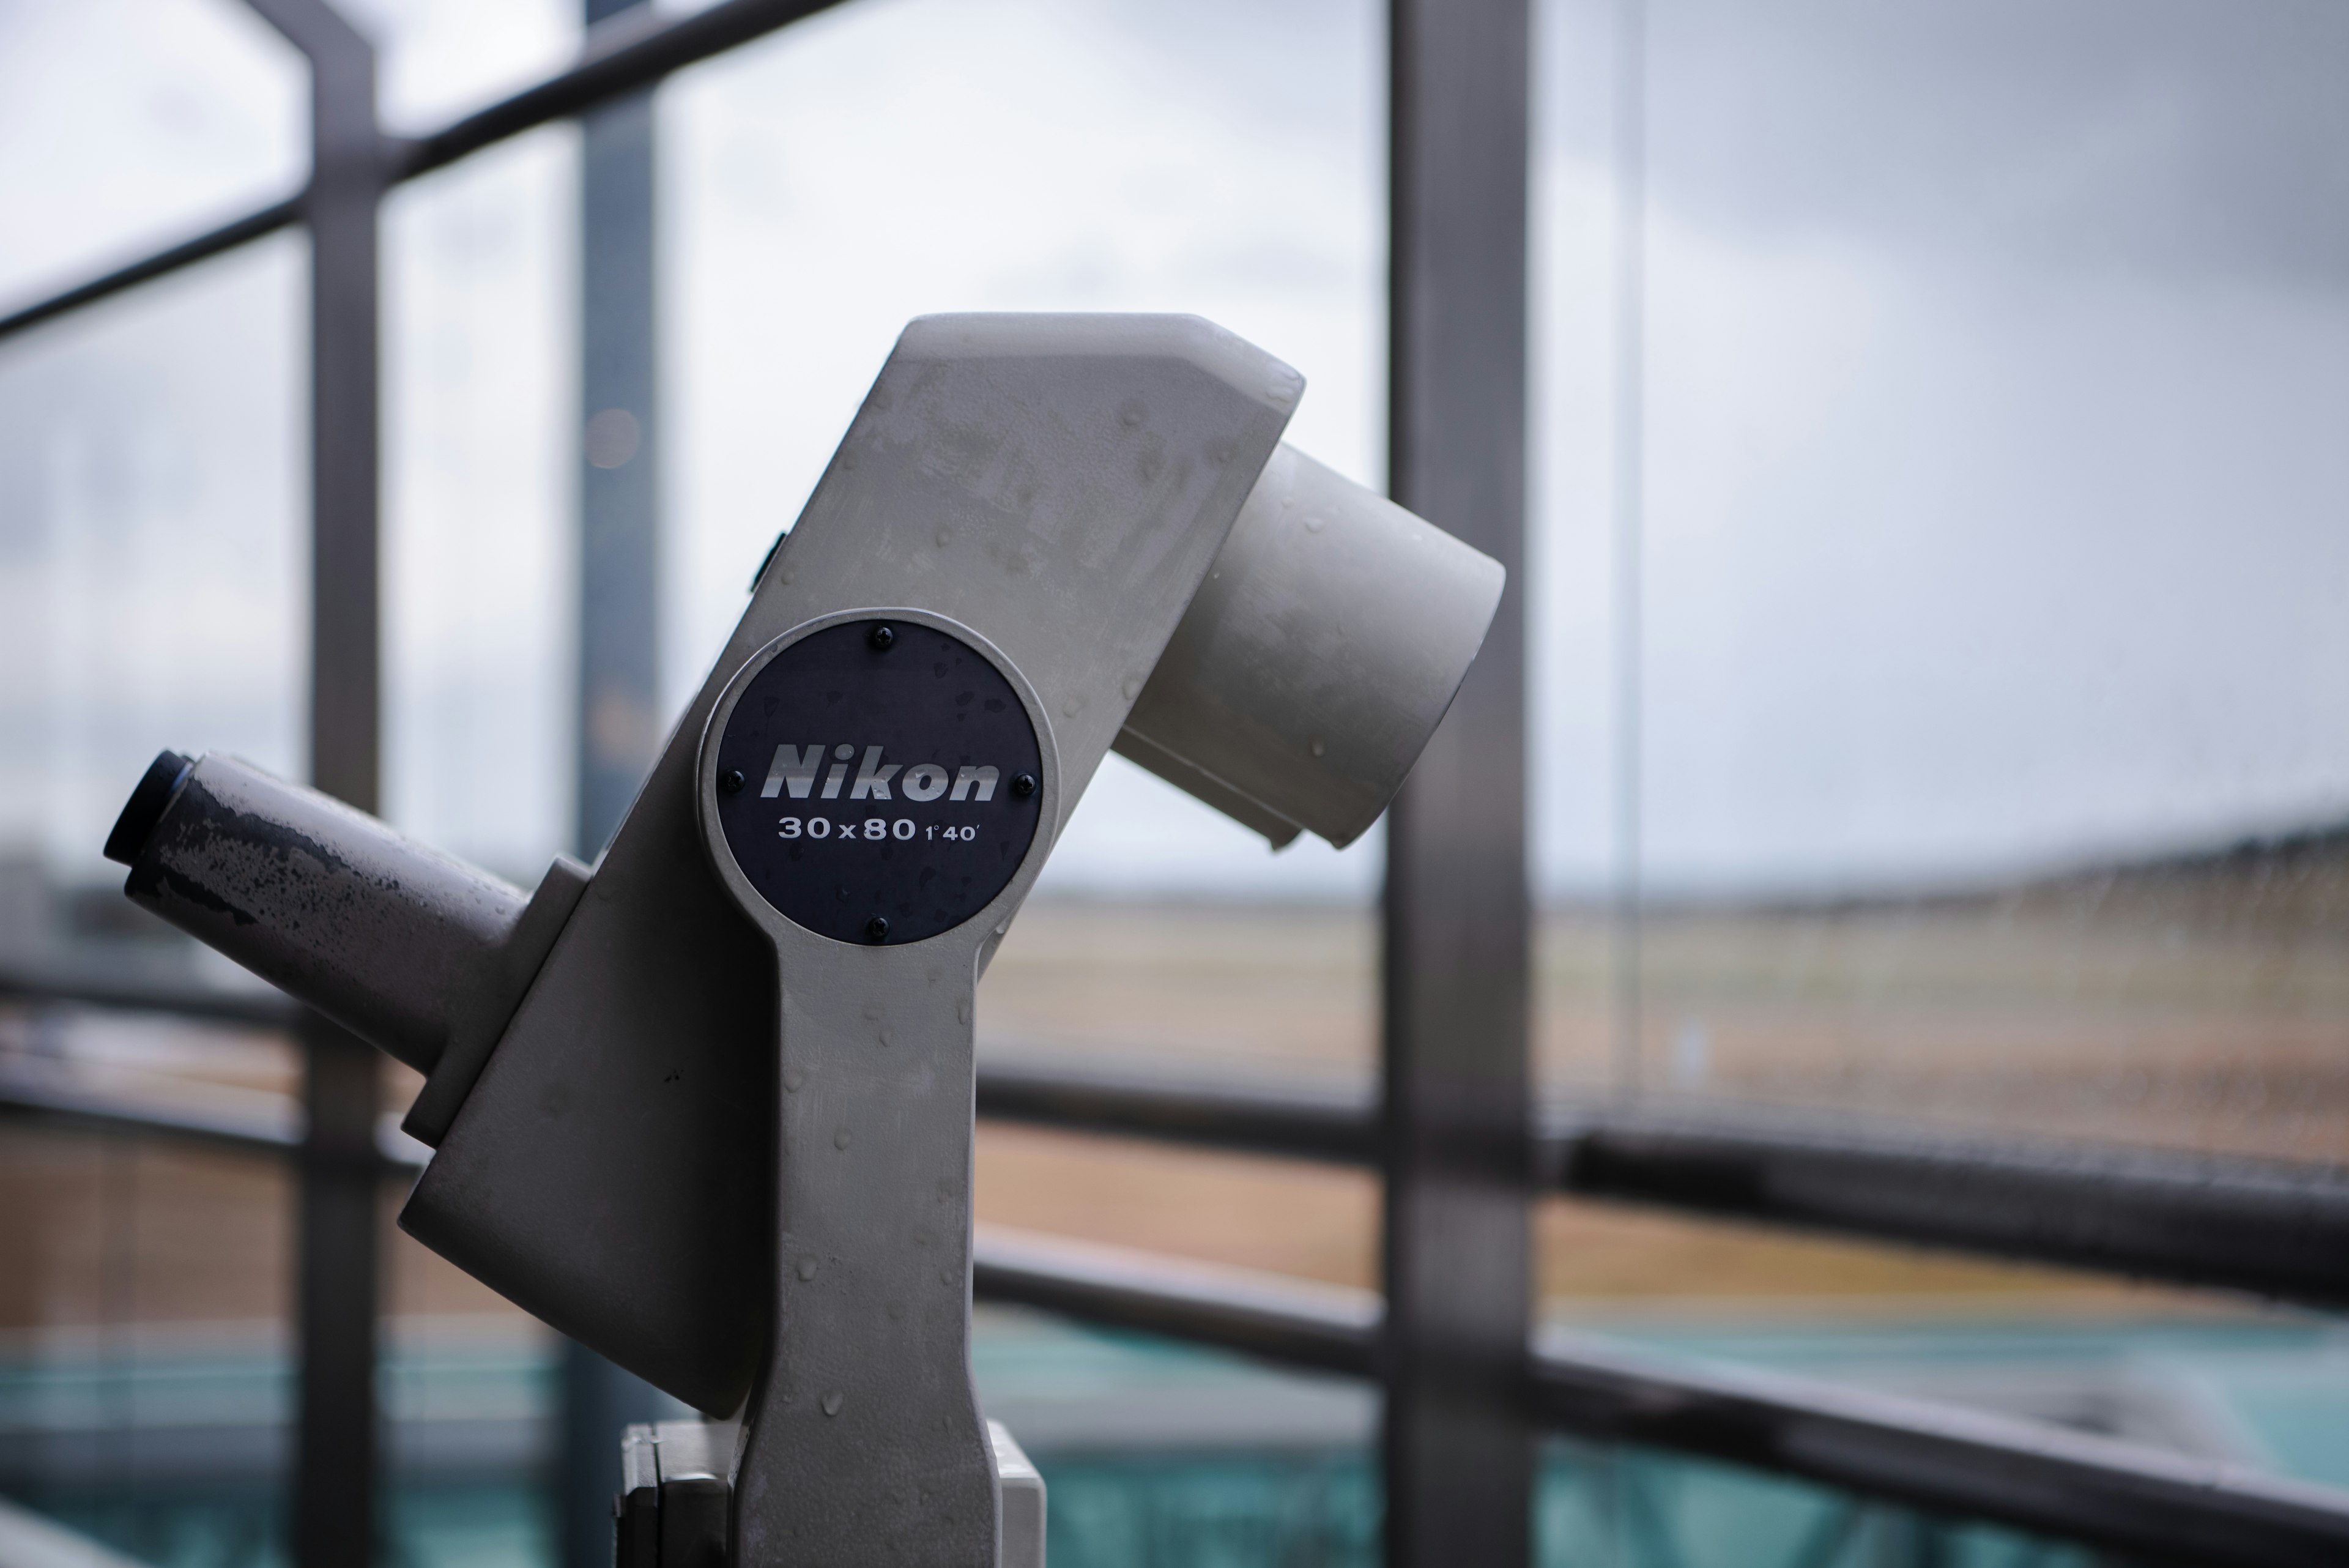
[104, 749, 193, 867]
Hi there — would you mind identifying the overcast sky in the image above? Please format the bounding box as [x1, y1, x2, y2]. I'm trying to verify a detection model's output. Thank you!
[1, 0, 2343, 902]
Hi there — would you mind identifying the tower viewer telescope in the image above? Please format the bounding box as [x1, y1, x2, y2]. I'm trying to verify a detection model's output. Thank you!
[104, 314, 1504, 1567]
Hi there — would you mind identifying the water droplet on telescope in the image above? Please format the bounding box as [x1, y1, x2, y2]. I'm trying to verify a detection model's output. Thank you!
[822, 1391, 844, 1416]
[834, 1127, 852, 1150]
[798, 1256, 819, 1280]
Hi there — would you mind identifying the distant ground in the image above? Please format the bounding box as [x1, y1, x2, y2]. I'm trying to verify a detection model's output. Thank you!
[7, 838, 2343, 1339]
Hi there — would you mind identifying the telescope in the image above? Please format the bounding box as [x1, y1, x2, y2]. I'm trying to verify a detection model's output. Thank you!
[103, 315, 1502, 1567]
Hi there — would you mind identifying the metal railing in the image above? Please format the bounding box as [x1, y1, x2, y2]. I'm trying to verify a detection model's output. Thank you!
[9, 965, 2349, 1566]
[5, 1, 2347, 1566]
[976, 1060, 2349, 1312]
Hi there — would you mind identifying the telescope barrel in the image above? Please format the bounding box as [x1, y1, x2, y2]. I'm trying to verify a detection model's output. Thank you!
[105, 751, 530, 1077]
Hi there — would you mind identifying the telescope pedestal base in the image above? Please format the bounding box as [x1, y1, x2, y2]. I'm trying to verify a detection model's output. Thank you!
[614, 1418, 1045, 1568]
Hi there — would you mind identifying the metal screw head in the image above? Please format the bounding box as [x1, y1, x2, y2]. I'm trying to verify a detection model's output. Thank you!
[864, 915, 891, 942]
[719, 769, 746, 795]
[1010, 773, 1037, 799]
[868, 623, 896, 651]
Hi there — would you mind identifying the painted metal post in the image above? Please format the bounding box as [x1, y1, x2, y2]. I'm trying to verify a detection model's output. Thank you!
[240, 2, 386, 1564]
[294, 1016, 382, 1568]
[576, 0, 665, 852]
[1381, 1, 1534, 1566]
[565, 4, 670, 1564]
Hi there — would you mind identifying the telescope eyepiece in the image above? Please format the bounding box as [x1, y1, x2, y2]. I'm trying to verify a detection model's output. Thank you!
[104, 749, 193, 868]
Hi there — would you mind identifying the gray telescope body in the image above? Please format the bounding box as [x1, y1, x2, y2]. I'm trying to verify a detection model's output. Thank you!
[106, 315, 1501, 1566]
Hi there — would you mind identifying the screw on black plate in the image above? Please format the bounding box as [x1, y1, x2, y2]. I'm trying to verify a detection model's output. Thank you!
[1010, 773, 1037, 799]
[719, 769, 746, 795]
[864, 915, 891, 942]
[868, 623, 896, 651]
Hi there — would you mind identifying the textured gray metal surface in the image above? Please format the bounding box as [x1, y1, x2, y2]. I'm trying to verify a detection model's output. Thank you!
[1119, 443, 1504, 850]
[402, 854, 590, 1145]
[653, 1419, 732, 1568]
[699, 612, 1063, 1567]
[1382, 1, 1535, 1566]
[675, 311, 1311, 1561]
[615, 1425, 660, 1568]
[114, 751, 581, 1089]
[987, 1422, 1045, 1568]
[403, 315, 1301, 1432]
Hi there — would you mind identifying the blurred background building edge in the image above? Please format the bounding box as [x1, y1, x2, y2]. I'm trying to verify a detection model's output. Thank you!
[2, 0, 2347, 1567]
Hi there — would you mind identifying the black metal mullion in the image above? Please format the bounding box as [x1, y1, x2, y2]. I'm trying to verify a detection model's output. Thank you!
[292, 1016, 384, 1568]
[237, 4, 387, 1562]
[1384, 2, 1537, 1565]
[560, 4, 673, 1559]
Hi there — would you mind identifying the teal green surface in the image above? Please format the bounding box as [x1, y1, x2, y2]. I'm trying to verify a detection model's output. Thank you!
[4, 1311, 2342, 1566]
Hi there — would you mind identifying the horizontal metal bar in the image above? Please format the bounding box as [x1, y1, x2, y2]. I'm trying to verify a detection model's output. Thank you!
[0, 1051, 423, 1176]
[975, 1059, 1376, 1165]
[973, 1056, 2349, 1309]
[1559, 1109, 2349, 1312]
[0, 197, 302, 344]
[1528, 1325, 2349, 1568]
[973, 1226, 1376, 1380]
[0, 962, 300, 1028]
[12, 960, 2349, 1310]
[0, 0, 848, 346]
[393, 0, 848, 184]
[5, 1052, 2347, 1563]
[0, 1059, 297, 1159]
[973, 1228, 2349, 1568]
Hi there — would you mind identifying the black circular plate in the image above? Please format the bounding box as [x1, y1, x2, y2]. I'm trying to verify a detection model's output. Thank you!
[711, 619, 1044, 945]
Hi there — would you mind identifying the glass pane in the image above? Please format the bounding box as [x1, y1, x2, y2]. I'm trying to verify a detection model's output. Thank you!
[343, 0, 578, 135]
[1529, 0, 2349, 1520]
[0, 237, 304, 941]
[1532, 0, 2349, 1157]
[0, 0, 302, 307]
[383, 127, 578, 877]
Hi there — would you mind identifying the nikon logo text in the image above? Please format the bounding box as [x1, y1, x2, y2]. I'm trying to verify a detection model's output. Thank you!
[761, 745, 998, 803]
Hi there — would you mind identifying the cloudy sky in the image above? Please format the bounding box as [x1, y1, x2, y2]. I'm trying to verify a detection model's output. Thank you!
[1, 0, 2343, 902]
